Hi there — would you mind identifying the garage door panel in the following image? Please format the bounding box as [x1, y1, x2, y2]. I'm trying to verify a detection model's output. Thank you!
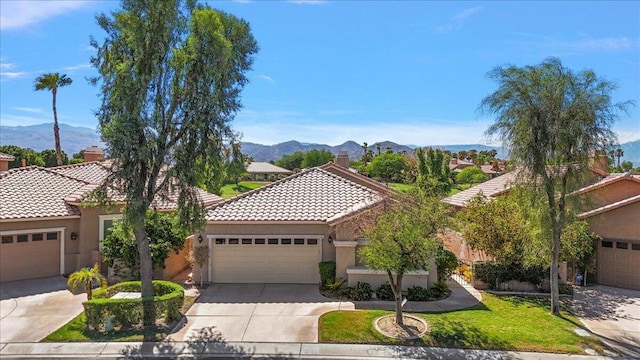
[598, 240, 640, 290]
[211, 238, 320, 284]
[0, 236, 59, 282]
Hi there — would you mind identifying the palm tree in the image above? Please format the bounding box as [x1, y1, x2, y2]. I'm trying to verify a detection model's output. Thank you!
[34, 73, 73, 166]
[67, 264, 107, 300]
[614, 148, 624, 168]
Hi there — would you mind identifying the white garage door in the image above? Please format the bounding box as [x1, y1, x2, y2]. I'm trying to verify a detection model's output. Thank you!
[598, 239, 640, 290]
[210, 236, 321, 284]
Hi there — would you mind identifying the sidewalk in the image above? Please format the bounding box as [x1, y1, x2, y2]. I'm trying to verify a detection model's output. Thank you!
[0, 341, 623, 359]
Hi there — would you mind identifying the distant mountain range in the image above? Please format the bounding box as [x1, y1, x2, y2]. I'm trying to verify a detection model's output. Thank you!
[1, 123, 639, 165]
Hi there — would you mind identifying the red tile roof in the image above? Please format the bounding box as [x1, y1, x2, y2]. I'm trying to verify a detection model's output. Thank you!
[0, 167, 87, 220]
[578, 194, 640, 218]
[0, 153, 16, 161]
[571, 172, 640, 195]
[206, 167, 385, 222]
[442, 172, 518, 208]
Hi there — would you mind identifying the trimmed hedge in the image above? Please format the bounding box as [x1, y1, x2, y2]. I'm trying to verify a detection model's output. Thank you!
[84, 280, 184, 331]
[318, 261, 336, 287]
[473, 261, 546, 289]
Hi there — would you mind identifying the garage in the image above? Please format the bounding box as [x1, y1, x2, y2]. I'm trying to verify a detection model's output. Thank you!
[598, 239, 640, 290]
[209, 235, 322, 284]
[0, 229, 61, 282]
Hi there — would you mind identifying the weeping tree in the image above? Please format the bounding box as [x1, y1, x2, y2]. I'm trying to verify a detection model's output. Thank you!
[91, 0, 258, 325]
[359, 192, 450, 325]
[480, 57, 631, 314]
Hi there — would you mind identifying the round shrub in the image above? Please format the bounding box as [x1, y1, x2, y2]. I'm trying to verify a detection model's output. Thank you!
[407, 285, 431, 301]
[376, 282, 395, 301]
[346, 282, 372, 301]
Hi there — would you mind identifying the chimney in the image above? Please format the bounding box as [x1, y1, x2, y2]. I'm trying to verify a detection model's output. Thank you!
[335, 151, 350, 168]
[589, 151, 609, 176]
[83, 146, 105, 162]
[21, 159, 26, 168]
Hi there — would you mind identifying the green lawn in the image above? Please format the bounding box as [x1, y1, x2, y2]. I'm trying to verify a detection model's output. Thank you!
[387, 183, 416, 193]
[219, 181, 268, 199]
[319, 293, 603, 354]
[43, 295, 198, 342]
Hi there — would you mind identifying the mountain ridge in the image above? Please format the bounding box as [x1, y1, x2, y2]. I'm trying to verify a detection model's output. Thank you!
[1, 123, 638, 165]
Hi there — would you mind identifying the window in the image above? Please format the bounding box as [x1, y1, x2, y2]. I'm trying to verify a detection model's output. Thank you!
[99, 214, 123, 250]
[268, 238, 278, 245]
[215, 238, 226, 245]
[17, 234, 28, 243]
[1, 236, 12, 244]
[46, 232, 58, 240]
[294, 238, 305, 245]
[616, 242, 628, 250]
[242, 238, 252, 245]
[632, 243, 640, 251]
[307, 239, 317, 245]
[228, 238, 239, 245]
[281, 238, 291, 245]
[32, 233, 43, 241]
[601, 240, 613, 248]
[255, 238, 265, 245]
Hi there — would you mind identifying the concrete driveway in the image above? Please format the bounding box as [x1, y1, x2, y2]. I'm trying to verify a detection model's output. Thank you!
[168, 284, 354, 343]
[572, 285, 640, 358]
[0, 276, 85, 343]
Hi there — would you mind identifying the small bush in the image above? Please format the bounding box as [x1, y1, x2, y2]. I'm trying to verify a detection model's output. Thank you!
[430, 281, 450, 299]
[318, 261, 336, 288]
[346, 282, 372, 301]
[376, 282, 395, 301]
[323, 277, 346, 297]
[456, 263, 473, 283]
[558, 283, 574, 295]
[407, 285, 431, 301]
[473, 261, 545, 289]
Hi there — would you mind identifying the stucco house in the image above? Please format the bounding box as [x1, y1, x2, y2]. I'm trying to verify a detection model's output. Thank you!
[0, 148, 222, 283]
[246, 161, 292, 180]
[441, 158, 640, 290]
[194, 159, 438, 289]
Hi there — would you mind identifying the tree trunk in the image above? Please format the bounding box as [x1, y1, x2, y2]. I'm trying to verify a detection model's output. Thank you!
[134, 225, 155, 326]
[51, 87, 63, 167]
[550, 220, 561, 315]
[387, 271, 404, 325]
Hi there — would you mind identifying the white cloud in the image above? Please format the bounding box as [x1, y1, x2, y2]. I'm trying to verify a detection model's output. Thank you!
[509, 34, 639, 54]
[0, 71, 28, 80]
[437, 6, 483, 34]
[61, 63, 92, 72]
[0, 61, 16, 70]
[11, 107, 44, 114]
[0, 1, 90, 30]
[258, 74, 275, 84]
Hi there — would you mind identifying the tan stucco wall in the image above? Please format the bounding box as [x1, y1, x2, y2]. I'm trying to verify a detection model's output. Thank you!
[163, 238, 191, 280]
[587, 201, 640, 241]
[335, 244, 356, 280]
[578, 180, 640, 212]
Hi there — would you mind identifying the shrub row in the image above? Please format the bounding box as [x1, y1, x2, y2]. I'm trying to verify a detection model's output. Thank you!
[84, 280, 184, 331]
[473, 261, 546, 289]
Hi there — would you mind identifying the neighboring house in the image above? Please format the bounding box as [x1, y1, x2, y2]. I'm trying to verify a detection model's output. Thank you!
[573, 173, 640, 290]
[246, 161, 292, 180]
[441, 156, 640, 290]
[196, 158, 438, 289]
[0, 147, 222, 283]
[449, 158, 503, 179]
[0, 153, 15, 172]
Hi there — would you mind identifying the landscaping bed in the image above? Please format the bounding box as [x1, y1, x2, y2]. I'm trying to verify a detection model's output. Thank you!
[319, 292, 604, 354]
[43, 281, 198, 342]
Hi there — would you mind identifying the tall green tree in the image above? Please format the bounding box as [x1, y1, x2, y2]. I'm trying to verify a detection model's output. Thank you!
[301, 149, 334, 168]
[480, 57, 631, 314]
[367, 151, 406, 183]
[359, 193, 450, 325]
[34, 73, 73, 166]
[275, 151, 304, 170]
[91, 0, 257, 324]
[415, 147, 451, 196]
[0, 145, 44, 168]
[40, 149, 69, 167]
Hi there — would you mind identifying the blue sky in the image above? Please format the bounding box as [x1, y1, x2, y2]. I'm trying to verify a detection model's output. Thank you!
[1, 1, 639, 146]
